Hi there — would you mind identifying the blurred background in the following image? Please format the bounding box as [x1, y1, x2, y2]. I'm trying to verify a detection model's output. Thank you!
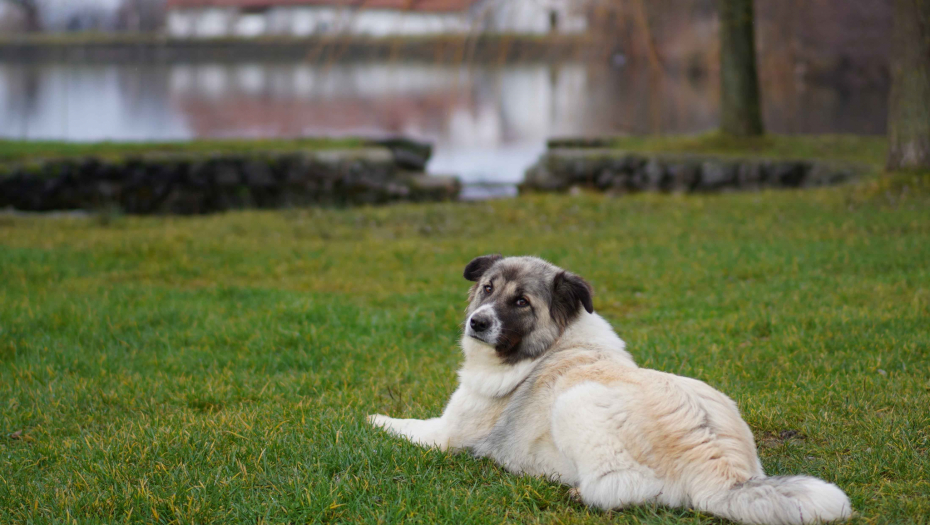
[0, 0, 891, 189]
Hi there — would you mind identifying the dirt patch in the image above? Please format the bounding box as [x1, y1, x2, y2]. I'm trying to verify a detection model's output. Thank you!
[759, 429, 806, 448]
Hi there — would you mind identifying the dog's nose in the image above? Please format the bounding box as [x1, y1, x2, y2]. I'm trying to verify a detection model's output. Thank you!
[470, 316, 491, 333]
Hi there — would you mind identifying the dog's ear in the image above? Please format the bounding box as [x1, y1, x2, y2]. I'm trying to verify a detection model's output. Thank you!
[550, 271, 594, 327]
[464, 254, 503, 281]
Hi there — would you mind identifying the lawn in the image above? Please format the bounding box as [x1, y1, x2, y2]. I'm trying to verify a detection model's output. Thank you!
[1, 187, 928, 523]
[588, 133, 889, 169]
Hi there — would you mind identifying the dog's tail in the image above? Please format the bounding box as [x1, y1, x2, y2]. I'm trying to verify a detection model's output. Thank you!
[700, 475, 852, 525]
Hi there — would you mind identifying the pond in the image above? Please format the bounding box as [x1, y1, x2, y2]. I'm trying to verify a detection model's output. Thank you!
[0, 60, 887, 198]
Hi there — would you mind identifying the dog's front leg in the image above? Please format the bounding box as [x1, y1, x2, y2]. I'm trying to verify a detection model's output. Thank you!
[368, 386, 490, 451]
[367, 414, 450, 450]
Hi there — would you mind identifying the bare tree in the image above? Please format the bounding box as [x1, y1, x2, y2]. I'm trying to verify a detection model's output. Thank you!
[117, 0, 165, 32]
[886, 0, 930, 171]
[718, 0, 763, 136]
[2, 0, 41, 31]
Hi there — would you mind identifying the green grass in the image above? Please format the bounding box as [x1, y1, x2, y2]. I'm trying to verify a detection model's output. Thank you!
[603, 133, 889, 168]
[1, 187, 928, 523]
[0, 137, 366, 164]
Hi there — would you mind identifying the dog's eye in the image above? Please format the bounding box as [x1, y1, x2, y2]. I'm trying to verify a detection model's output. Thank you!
[515, 297, 529, 307]
[483, 284, 493, 294]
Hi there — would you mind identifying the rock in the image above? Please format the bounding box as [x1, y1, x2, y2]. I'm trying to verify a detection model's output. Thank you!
[569, 159, 592, 183]
[373, 137, 433, 171]
[624, 155, 648, 173]
[667, 162, 700, 192]
[520, 147, 863, 196]
[699, 160, 738, 190]
[766, 162, 809, 187]
[828, 170, 852, 185]
[318, 148, 393, 168]
[595, 169, 624, 190]
[522, 157, 569, 192]
[804, 163, 852, 187]
[244, 160, 276, 188]
[94, 180, 121, 200]
[736, 162, 765, 189]
[642, 159, 666, 191]
[213, 160, 241, 187]
[0, 139, 453, 214]
[281, 156, 312, 184]
[0, 171, 41, 210]
[241, 159, 279, 207]
[78, 158, 103, 182]
[185, 161, 212, 188]
[408, 174, 461, 201]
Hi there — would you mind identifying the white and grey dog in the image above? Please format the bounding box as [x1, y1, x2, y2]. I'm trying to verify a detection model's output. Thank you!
[369, 255, 852, 525]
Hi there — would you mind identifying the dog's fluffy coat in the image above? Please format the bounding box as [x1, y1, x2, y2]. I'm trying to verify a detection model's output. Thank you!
[369, 256, 851, 525]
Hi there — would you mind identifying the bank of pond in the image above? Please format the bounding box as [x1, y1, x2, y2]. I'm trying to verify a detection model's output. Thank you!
[0, 136, 872, 214]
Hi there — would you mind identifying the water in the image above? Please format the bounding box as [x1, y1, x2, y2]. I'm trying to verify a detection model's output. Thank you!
[0, 60, 887, 197]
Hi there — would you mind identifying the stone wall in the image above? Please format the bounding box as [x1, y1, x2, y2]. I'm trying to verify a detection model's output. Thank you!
[521, 148, 863, 194]
[0, 145, 459, 214]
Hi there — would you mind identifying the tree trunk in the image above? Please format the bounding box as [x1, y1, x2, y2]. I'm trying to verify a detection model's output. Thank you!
[718, 0, 764, 136]
[5, 0, 42, 32]
[23, 4, 39, 31]
[886, 0, 930, 171]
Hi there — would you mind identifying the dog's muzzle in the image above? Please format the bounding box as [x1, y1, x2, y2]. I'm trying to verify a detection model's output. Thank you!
[465, 305, 500, 345]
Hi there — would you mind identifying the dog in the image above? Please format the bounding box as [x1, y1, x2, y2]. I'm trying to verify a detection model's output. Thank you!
[369, 255, 852, 525]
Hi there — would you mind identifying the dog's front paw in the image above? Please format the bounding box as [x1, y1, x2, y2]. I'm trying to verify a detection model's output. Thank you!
[367, 414, 391, 428]
[568, 487, 583, 503]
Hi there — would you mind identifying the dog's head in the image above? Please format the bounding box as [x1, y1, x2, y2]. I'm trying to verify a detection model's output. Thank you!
[462, 254, 593, 364]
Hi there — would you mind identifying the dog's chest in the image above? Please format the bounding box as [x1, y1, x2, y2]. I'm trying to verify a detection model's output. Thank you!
[466, 349, 634, 481]
[467, 371, 572, 480]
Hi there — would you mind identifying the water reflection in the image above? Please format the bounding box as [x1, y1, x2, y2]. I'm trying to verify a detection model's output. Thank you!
[0, 61, 887, 185]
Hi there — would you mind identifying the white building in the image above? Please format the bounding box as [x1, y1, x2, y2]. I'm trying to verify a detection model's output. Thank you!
[473, 0, 588, 35]
[165, 0, 588, 39]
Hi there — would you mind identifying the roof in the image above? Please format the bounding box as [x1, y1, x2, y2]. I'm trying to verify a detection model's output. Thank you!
[165, 0, 480, 12]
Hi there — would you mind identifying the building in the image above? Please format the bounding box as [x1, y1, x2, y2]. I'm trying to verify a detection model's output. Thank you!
[164, 0, 588, 39]
[474, 0, 588, 35]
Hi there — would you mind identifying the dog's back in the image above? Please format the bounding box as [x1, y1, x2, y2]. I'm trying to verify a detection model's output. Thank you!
[470, 311, 759, 491]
